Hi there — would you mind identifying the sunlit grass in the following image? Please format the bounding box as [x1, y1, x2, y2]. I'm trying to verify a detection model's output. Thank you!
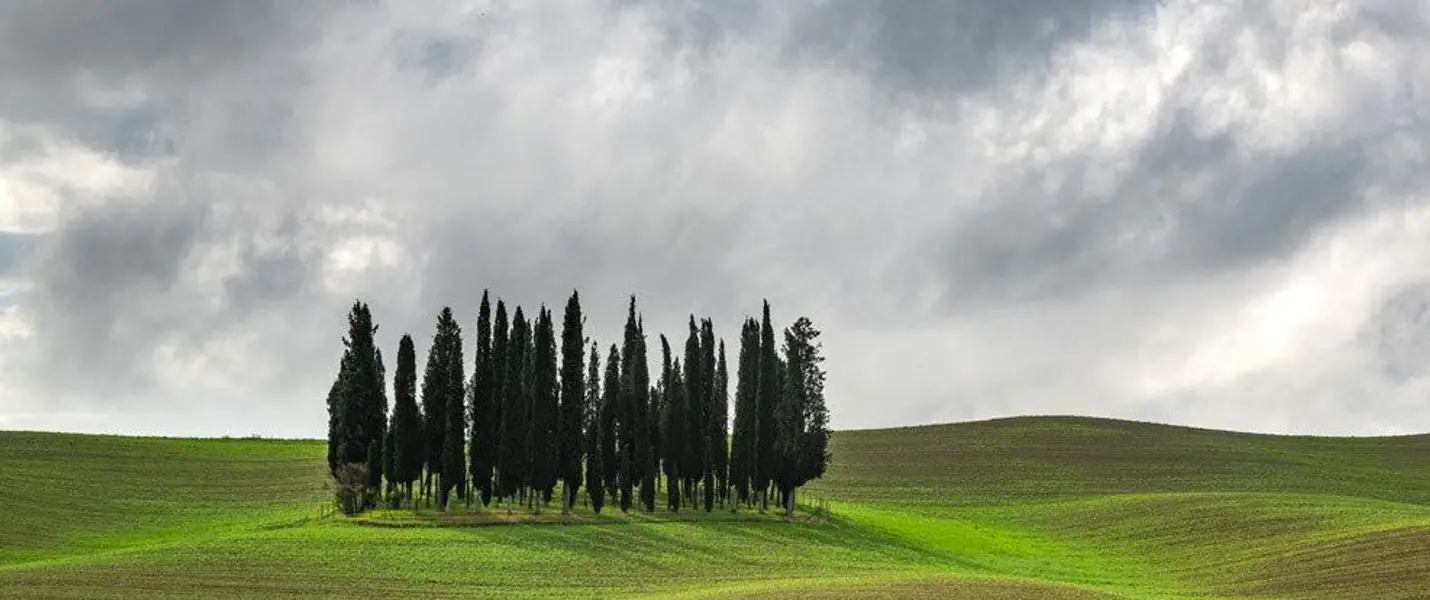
[2, 416, 1427, 598]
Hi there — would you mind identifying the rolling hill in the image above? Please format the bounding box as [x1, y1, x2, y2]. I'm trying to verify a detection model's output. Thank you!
[1, 416, 1426, 599]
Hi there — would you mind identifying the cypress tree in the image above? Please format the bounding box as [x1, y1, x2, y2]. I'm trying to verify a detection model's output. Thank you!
[439, 309, 466, 510]
[600, 344, 621, 505]
[713, 339, 730, 507]
[530, 307, 559, 508]
[681, 318, 703, 506]
[659, 337, 682, 511]
[729, 318, 759, 507]
[499, 308, 532, 505]
[774, 317, 829, 515]
[469, 292, 496, 507]
[558, 292, 585, 514]
[671, 360, 689, 511]
[618, 299, 638, 512]
[584, 342, 606, 513]
[491, 301, 510, 502]
[325, 352, 349, 476]
[368, 347, 389, 494]
[420, 311, 449, 505]
[390, 334, 423, 505]
[625, 311, 655, 513]
[754, 301, 779, 511]
[700, 318, 716, 512]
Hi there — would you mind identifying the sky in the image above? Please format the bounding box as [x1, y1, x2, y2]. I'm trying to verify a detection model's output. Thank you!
[1, 0, 1428, 438]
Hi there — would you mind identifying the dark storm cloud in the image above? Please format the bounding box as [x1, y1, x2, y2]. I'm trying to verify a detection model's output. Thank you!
[2, 0, 1428, 436]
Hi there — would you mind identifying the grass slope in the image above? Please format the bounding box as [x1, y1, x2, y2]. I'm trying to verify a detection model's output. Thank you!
[1, 416, 1427, 599]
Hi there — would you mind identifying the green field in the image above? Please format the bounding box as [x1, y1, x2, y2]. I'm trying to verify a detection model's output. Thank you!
[1, 416, 1426, 598]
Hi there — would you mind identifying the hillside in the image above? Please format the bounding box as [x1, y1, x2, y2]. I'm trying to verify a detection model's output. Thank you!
[1, 417, 1427, 599]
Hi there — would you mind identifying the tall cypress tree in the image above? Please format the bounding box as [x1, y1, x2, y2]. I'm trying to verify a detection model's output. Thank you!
[584, 342, 606, 513]
[490, 301, 510, 503]
[530, 307, 559, 508]
[558, 291, 585, 514]
[439, 309, 466, 510]
[498, 308, 532, 504]
[659, 336, 682, 511]
[713, 339, 730, 507]
[420, 310, 450, 504]
[605, 341, 626, 510]
[630, 313, 655, 512]
[681, 317, 703, 506]
[389, 334, 423, 505]
[469, 291, 495, 507]
[369, 347, 389, 495]
[699, 318, 716, 512]
[774, 317, 830, 515]
[617, 299, 639, 512]
[729, 318, 759, 507]
[754, 301, 779, 511]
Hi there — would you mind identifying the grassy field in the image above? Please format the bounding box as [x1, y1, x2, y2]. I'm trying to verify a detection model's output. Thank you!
[0, 416, 1426, 598]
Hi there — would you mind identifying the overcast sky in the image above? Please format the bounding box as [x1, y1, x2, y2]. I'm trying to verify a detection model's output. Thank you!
[1, 0, 1428, 438]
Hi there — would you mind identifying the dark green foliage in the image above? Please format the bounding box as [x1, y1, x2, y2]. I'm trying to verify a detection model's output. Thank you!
[420, 311, 449, 500]
[558, 292, 585, 513]
[618, 299, 640, 512]
[729, 318, 759, 506]
[754, 301, 779, 510]
[498, 308, 532, 502]
[700, 318, 716, 512]
[767, 317, 829, 514]
[630, 313, 656, 512]
[713, 339, 730, 506]
[331, 301, 387, 472]
[440, 310, 466, 510]
[490, 302, 510, 500]
[387, 335, 422, 501]
[469, 292, 496, 507]
[325, 355, 347, 475]
[418, 308, 465, 510]
[584, 343, 605, 513]
[530, 307, 560, 506]
[599, 344, 621, 505]
[681, 319, 703, 505]
[667, 359, 687, 511]
[659, 336, 682, 511]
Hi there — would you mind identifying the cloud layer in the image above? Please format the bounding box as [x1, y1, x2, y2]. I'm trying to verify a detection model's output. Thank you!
[1, 0, 1427, 437]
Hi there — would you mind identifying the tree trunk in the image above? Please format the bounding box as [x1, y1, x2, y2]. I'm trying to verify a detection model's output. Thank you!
[562, 484, 574, 515]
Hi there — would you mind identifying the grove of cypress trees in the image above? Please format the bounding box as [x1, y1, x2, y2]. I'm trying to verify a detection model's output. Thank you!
[558, 291, 585, 514]
[754, 301, 779, 511]
[713, 339, 730, 507]
[469, 292, 495, 507]
[584, 342, 606, 513]
[600, 344, 621, 506]
[530, 307, 560, 508]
